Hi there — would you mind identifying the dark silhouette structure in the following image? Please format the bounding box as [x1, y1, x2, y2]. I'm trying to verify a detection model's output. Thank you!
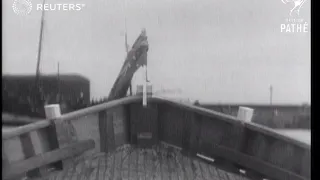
[2, 74, 90, 117]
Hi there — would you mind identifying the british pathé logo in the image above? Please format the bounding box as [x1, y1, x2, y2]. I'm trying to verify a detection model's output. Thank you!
[280, 0, 308, 33]
[281, 0, 306, 16]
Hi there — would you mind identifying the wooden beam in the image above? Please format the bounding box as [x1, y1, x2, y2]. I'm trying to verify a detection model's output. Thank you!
[54, 120, 78, 169]
[181, 110, 193, 151]
[2, 96, 142, 140]
[201, 142, 308, 180]
[3, 139, 95, 180]
[106, 111, 115, 152]
[98, 110, 108, 152]
[188, 113, 202, 155]
[19, 133, 41, 178]
[3, 120, 50, 140]
[36, 123, 62, 171]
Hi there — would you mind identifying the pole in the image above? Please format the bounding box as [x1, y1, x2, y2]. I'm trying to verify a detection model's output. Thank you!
[270, 85, 273, 105]
[35, 0, 46, 87]
[57, 62, 60, 103]
[143, 65, 147, 106]
[33, 0, 46, 113]
[124, 17, 132, 96]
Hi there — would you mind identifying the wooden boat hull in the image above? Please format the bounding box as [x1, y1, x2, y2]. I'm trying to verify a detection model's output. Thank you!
[2, 96, 310, 180]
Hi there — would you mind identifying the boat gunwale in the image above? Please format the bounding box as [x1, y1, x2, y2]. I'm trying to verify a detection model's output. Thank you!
[2, 95, 310, 150]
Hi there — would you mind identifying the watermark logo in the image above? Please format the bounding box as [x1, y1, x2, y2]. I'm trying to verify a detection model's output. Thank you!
[281, 0, 306, 16]
[12, 0, 33, 16]
[280, 0, 308, 33]
[12, 0, 86, 16]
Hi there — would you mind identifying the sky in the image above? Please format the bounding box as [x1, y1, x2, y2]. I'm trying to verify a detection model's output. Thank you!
[3, 0, 310, 104]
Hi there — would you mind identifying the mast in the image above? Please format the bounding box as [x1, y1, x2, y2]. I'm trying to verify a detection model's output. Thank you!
[35, 0, 46, 89]
[108, 29, 148, 101]
[57, 62, 60, 103]
[124, 17, 133, 96]
[270, 85, 273, 105]
[33, 0, 46, 114]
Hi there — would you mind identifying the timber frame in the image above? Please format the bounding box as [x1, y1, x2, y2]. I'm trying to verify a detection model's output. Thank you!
[2, 95, 310, 180]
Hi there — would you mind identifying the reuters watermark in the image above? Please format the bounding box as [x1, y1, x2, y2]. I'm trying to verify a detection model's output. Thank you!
[12, 0, 86, 16]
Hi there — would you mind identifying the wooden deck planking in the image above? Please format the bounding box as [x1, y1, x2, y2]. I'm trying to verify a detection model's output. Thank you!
[130, 147, 138, 180]
[144, 149, 154, 180]
[37, 144, 250, 180]
[192, 158, 204, 180]
[120, 146, 130, 180]
[113, 148, 122, 180]
[137, 149, 145, 180]
[153, 147, 162, 180]
[175, 150, 187, 180]
[198, 160, 212, 180]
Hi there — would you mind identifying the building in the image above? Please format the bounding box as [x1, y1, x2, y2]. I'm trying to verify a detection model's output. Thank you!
[2, 74, 90, 117]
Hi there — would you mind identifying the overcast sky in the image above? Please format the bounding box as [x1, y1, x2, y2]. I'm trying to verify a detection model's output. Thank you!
[3, 0, 310, 104]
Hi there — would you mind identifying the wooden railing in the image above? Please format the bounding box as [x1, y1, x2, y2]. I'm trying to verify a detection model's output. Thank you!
[153, 97, 310, 180]
[2, 95, 310, 180]
[2, 96, 141, 180]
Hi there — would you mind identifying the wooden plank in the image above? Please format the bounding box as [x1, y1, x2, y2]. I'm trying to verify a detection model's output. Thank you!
[2, 142, 10, 171]
[98, 111, 108, 152]
[129, 103, 138, 145]
[3, 120, 50, 140]
[4, 139, 95, 180]
[198, 160, 211, 180]
[192, 159, 204, 180]
[182, 155, 194, 180]
[153, 147, 162, 180]
[181, 111, 193, 151]
[160, 148, 169, 180]
[104, 152, 113, 180]
[245, 122, 310, 150]
[113, 149, 122, 180]
[120, 146, 130, 180]
[167, 148, 179, 180]
[144, 149, 154, 180]
[137, 149, 145, 180]
[152, 96, 241, 124]
[106, 112, 116, 152]
[97, 155, 106, 180]
[174, 150, 186, 180]
[37, 124, 62, 173]
[54, 119, 78, 169]
[82, 154, 95, 180]
[129, 148, 138, 180]
[189, 113, 202, 155]
[201, 141, 308, 180]
[2, 96, 141, 140]
[19, 133, 41, 178]
[124, 105, 132, 145]
[235, 126, 252, 153]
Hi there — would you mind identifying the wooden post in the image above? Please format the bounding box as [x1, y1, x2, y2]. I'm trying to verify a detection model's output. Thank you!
[237, 106, 254, 122]
[106, 111, 116, 152]
[47, 104, 76, 169]
[20, 133, 41, 178]
[142, 66, 147, 107]
[98, 110, 108, 152]
[189, 113, 202, 156]
[37, 104, 62, 174]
